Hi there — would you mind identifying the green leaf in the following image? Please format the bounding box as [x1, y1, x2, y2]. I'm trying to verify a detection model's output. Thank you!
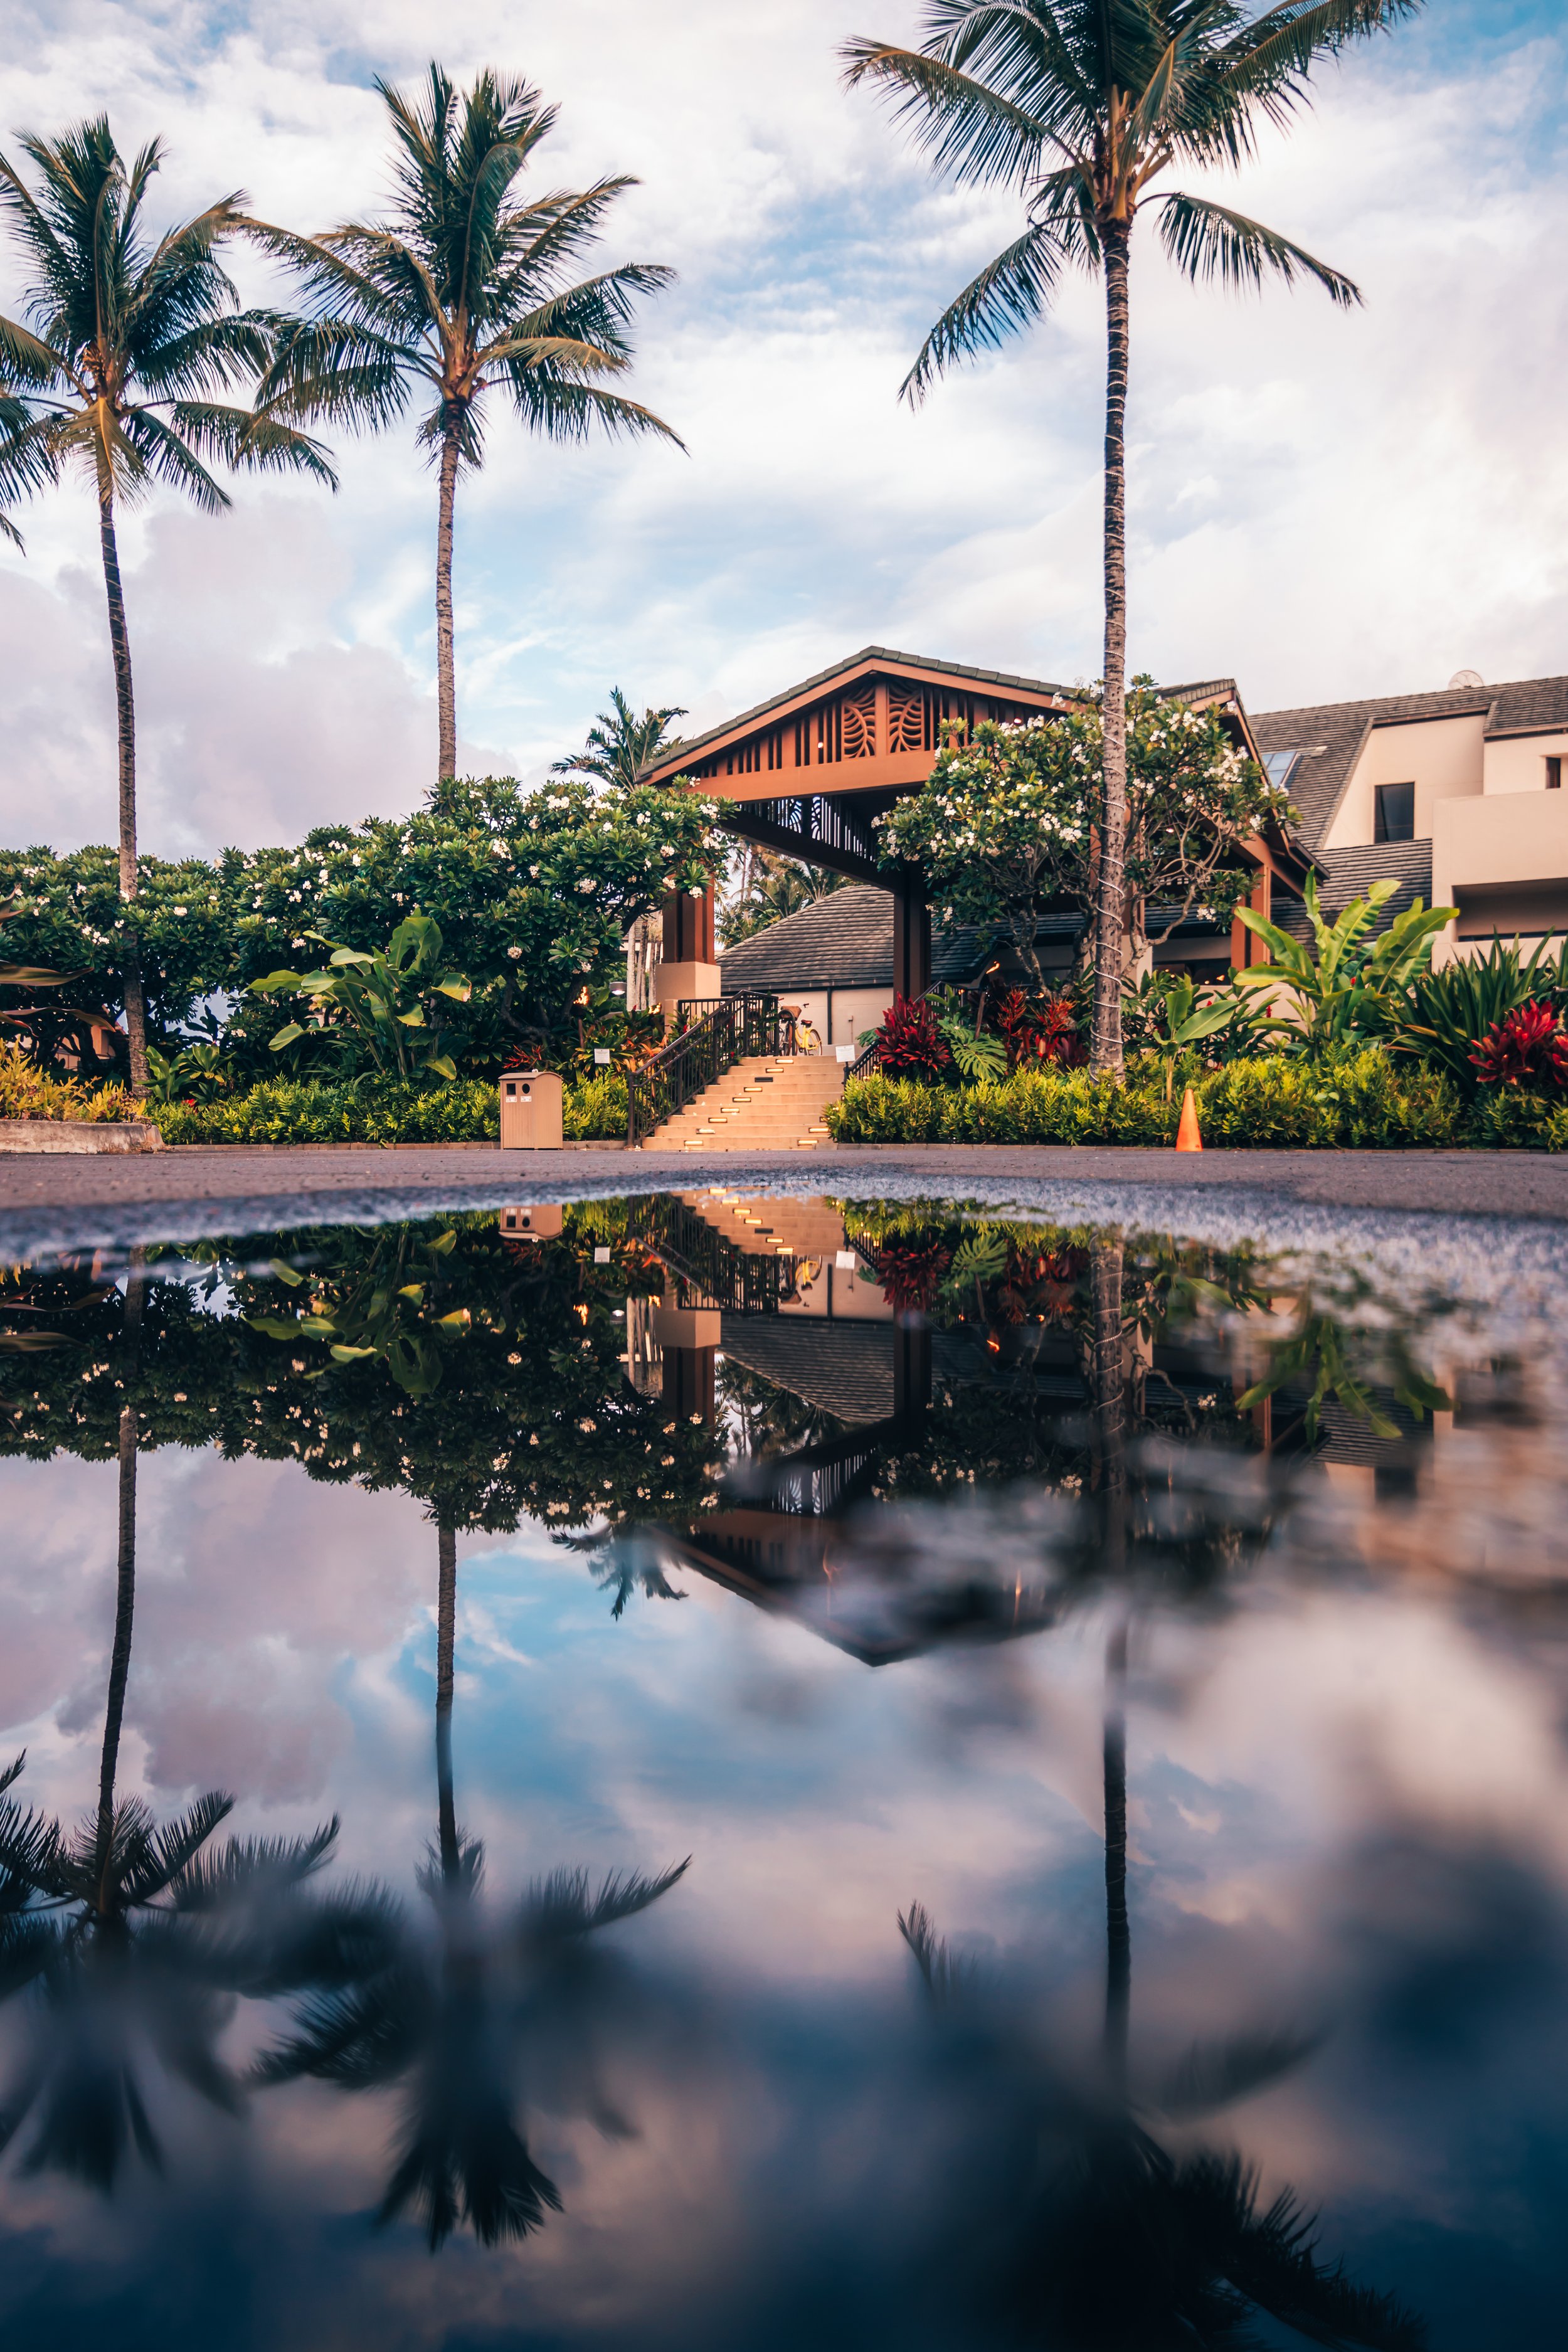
[267, 1259, 306, 1287]
[267, 1024, 306, 1051]
[328, 1343, 377, 1362]
[245, 1315, 309, 1340]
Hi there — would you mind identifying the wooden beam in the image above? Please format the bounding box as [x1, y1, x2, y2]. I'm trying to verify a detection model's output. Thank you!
[716, 805, 882, 884]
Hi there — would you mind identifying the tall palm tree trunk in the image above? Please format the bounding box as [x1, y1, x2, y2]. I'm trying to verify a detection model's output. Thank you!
[1091, 223, 1131, 1077]
[435, 422, 460, 782]
[98, 489, 149, 1094]
[1089, 1238, 1130, 2082]
[97, 1251, 144, 1892]
[1102, 1616, 1130, 2087]
[435, 1522, 460, 1883]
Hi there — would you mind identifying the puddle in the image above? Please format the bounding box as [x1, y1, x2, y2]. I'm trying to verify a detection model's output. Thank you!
[0, 1190, 1564, 2348]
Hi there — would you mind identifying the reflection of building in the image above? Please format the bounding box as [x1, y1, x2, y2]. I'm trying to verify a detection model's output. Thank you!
[1253, 672, 1568, 961]
[617, 1195, 1463, 1664]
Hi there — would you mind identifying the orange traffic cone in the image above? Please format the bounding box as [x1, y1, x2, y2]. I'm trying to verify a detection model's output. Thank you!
[1175, 1086, 1202, 1152]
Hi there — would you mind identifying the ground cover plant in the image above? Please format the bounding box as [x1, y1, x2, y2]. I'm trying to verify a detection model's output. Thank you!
[0, 1041, 142, 1123]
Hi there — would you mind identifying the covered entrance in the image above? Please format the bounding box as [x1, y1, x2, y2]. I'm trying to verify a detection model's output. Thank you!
[637, 644, 1305, 1020]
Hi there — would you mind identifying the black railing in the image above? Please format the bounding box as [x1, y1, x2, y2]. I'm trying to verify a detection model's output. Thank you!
[847, 1038, 881, 1081]
[625, 1192, 802, 1313]
[627, 992, 795, 1148]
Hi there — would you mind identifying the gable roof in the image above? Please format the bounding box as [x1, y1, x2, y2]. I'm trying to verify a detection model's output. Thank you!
[639, 645, 1254, 787]
[720, 886, 894, 992]
[1273, 838, 1433, 941]
[1252, 675, 1568, 850]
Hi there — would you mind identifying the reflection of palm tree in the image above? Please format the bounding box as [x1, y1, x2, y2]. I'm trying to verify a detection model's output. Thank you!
[0, 1267, 344, 2188]
[257, 1522, 687, 2247]
[894, 1238, 1423, 2347]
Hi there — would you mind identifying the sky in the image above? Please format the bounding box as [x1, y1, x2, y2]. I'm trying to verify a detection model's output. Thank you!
[0, 0, 1565, 860]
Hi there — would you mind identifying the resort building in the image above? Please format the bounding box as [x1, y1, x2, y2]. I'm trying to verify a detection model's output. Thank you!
[636, 646, 1306, 1022]
[1252, 671, 1568, 961]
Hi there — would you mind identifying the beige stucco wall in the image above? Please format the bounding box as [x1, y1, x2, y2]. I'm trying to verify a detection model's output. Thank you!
[1481, 730, 1568, 796]
[717, 985, 890, 1050]
[1431, 792, 1568, 963]
[1322, 713, 1485, 851]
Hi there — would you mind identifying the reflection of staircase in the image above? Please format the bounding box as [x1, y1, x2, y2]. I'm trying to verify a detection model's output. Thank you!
[642, 1056, 843, 1152]
[678, 1191, 851, 1263]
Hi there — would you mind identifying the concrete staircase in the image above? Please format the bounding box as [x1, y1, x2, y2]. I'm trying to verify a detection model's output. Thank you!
[642, 1054, 843, 1153]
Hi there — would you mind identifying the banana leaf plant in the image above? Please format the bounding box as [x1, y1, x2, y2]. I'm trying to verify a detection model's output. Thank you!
[1123, 972, 1283, 1098]
[244, 1225, 472, 1394]
[1235, 877, 1456, 1054]
[251, 913, 472, 1082]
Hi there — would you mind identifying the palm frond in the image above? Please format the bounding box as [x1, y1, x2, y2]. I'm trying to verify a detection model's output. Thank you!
[898, 1899, 972, 2006]
[521, 1857, 690, 1942]
[166, 1816, 341, 1911]
[1154, 2025, 1319, 2120]
[901, 214, 1074, 401]
[378, 2104, 561, 2248]
[167, 400, 339, 486]
[840, 38, 1062, 186]
[120, 1790, 235, 1905]
[252, 1956, 429, 2087]
[1157, 191, 1361, 304]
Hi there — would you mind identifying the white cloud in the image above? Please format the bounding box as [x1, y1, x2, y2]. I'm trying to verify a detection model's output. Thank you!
[0, 1, 1564, 854]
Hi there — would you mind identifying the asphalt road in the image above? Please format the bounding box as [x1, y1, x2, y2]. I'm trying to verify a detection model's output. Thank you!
[1, 1138, 1565, 1259]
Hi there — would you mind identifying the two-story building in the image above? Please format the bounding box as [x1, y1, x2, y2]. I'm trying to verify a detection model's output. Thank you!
[1252, 671, 1568, 961]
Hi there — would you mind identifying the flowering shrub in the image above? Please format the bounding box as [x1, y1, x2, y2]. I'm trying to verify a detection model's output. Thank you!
[865, 1236, 953, 1315]
[1470, 1000, 1568, 1091]
[873, 992, 953, 1079]
[877, 678, 1293, 982]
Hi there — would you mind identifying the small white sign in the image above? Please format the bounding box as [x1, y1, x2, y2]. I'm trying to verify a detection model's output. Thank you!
[835, 1251, 857, 1272]
[593, 1047, 612, 1065]
[593, 1246, 612, 1264]
[835, 1044, 854, 1062]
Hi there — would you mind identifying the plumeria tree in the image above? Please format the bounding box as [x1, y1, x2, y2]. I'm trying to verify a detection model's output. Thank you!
[0, 775, 721, 1074]
[879, 684, 1291, 987]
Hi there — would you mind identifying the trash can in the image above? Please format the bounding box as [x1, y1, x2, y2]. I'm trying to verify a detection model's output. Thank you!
[498, 1205, 563, 1240]
[499, 1071, 563, 1150]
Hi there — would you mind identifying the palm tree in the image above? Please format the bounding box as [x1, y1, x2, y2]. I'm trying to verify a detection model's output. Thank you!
[0, 119, 336, 1091]
[255, 1521, 688, 2247]
[843, 2, 1419, 1073]
[253, 64, 684, 785]
[0, 1263, 347, 2188]
[552, 684, 689, 789]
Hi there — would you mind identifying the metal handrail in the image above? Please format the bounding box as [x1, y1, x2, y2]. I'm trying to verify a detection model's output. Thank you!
[626, 992, 793, 1148]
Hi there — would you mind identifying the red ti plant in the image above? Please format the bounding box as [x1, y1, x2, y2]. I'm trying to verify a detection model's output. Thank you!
[995, 988, 1084, 1073]
[874, 993, 953, 1079]
[1470, 1000, 1568, 1091]
[868, 1237, 953, 1316]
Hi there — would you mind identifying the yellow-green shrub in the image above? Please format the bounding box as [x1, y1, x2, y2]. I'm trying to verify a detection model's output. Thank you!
[0, 1042, 140, 1123]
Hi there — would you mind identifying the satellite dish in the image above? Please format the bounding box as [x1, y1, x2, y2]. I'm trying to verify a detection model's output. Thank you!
[1448, 669, 1485, 689]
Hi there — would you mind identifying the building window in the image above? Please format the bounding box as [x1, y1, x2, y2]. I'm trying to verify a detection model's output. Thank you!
[1263, 749, 1301, 791]
[1548, 756, 1562, 791]
[1374, 782, 1415, 844]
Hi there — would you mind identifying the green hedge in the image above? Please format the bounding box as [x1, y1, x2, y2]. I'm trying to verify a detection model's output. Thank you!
[149, 1071, 630, 1147]
[824, 1049, 1523, 1150]
[563, 1071, 627, 1142]
[150, 1076, 501, 1145]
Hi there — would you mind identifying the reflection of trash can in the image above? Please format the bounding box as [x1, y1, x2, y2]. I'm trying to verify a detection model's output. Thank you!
[498, 1204, 563, 1240]
[499, 1071, 563, 1149]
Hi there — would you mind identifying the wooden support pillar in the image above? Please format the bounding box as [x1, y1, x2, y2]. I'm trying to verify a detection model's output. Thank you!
[1230, 861, 1271, 971]
[893, 1318, 931, 1426]
[661, 882, 716, 964]
[664, 1345, 716, 1427]
[892, 871, 931, 1000]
